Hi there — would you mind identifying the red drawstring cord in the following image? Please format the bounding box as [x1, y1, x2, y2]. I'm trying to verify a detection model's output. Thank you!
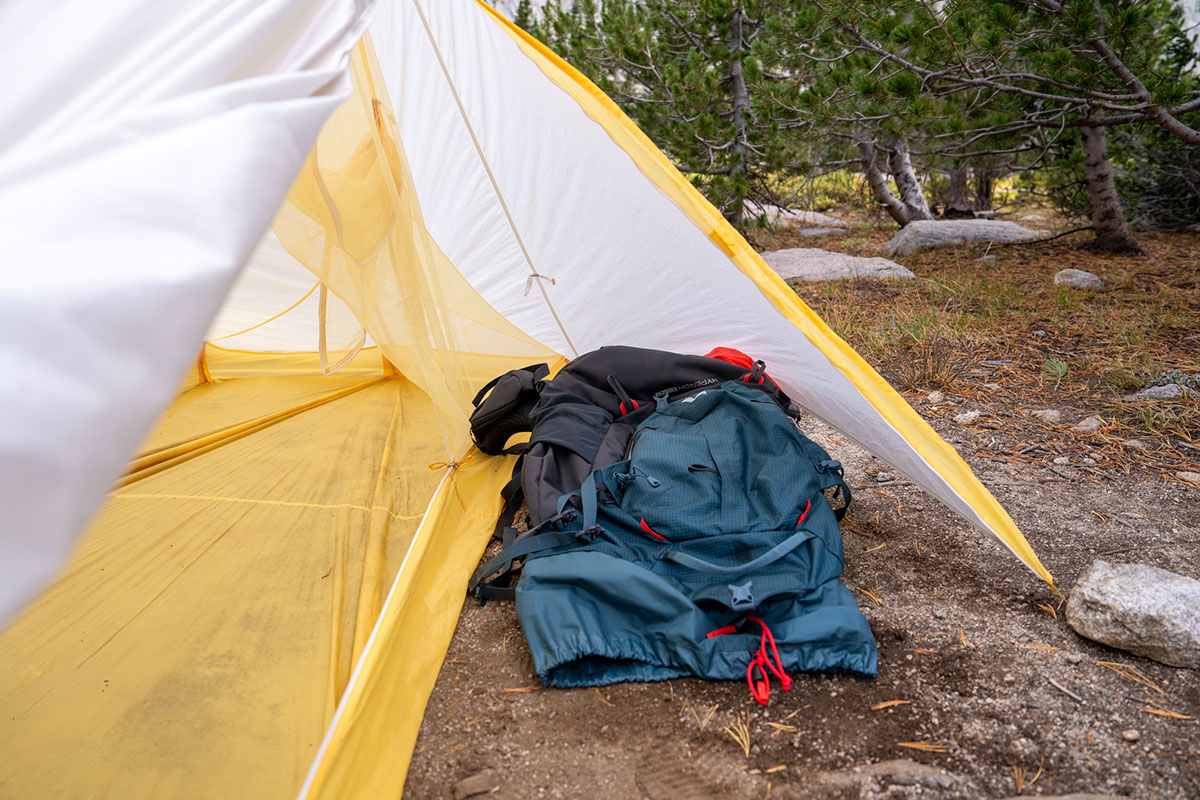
[746, 616, 792, 705]
[705, 617, 792, 705]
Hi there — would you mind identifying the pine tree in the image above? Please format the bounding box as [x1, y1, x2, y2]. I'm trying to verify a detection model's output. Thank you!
[536, 0, 797, 231]
[513, 0, 534, 32]
[777, 0, 1198, 250]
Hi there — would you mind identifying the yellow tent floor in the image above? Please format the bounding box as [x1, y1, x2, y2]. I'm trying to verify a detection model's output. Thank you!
[0, 361, 456, 798]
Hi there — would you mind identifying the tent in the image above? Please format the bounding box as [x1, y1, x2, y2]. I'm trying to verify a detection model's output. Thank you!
[0, 0, 1053, 797]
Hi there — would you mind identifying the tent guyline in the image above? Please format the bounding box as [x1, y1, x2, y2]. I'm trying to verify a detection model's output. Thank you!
[413, 0, 579, 359]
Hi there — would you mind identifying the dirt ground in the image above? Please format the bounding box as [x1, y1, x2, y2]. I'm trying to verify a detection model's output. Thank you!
[405, 232, 1200, 800]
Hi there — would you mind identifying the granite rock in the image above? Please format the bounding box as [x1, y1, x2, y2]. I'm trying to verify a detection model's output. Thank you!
[885, 220, 1040, 255]
[762, 248, 915, 281]
[1066, 560, 1200, 668]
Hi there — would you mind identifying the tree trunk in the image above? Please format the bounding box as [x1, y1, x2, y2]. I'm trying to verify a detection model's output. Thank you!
[725, 9, 750, 229]
[945, 165, 973, 217]
[1080, 124, 1141, 253]
[973, 168, 996, 211]
[886, 142, 933, 222]
[855, 137, 909, 226]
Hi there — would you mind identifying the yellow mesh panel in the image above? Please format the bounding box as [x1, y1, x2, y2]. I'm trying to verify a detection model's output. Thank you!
[272, 36, 559, 448]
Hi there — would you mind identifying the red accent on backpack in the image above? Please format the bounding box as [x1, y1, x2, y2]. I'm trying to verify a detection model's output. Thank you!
[703, 347, 782, 390]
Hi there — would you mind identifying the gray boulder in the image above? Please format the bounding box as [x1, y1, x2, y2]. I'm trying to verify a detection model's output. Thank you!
[796, 227, 843, 238]
[1054, 268, 1107, 291]
[1066, 560, 1200, 668]
[762, 248, 915, 281]
[1128, 383, 1186, 401]
[885, 220, 1040, 255]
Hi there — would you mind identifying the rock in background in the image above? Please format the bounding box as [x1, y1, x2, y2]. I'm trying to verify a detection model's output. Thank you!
[1066, 560, 1200, 668]
[762, 248, 915, 281]
[745, 202, 848, 228]
[1054, 268, 1107, 291]
[885, 220, 1040, 255]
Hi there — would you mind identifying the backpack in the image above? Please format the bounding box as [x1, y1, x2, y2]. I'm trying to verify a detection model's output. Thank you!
[467, 350, 878, 703]
[469, 346, 804, 529]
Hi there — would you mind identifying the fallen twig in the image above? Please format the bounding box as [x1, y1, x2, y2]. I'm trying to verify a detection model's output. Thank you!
[1048, 677, 1085, 704]
[871, 699, 911, 710]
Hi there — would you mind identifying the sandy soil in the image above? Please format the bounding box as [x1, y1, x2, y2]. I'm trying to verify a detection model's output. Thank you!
[404, 401, 1200, 800]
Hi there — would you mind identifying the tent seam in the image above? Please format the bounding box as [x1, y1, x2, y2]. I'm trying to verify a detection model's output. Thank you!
[294, 464, 455, 800]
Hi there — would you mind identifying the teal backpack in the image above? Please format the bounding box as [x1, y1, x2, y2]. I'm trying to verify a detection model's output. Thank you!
[469, 380, 877, 703]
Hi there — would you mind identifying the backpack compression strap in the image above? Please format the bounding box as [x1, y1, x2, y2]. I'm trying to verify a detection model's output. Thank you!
[468, 472, 605, 602]
[816, 459, 852, 521]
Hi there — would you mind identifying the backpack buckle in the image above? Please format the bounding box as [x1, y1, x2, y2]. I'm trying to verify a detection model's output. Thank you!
[728, 581, 755, 613]
[575, 525, 602, 543]
[743, 360, 767, 385]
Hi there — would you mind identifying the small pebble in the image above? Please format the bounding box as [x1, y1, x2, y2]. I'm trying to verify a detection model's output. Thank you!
[876, 471, 895, 483]
[926, 390, 945, 404]
[1081, 457, 1096, 466]
[1032, 409, 1063, 424]
[1123, 439, 1150, 452]
[954, 410, 981, 425]
[983, 382, 1002, 390]
[1065, 653, 1082, 664]
[1122, 729, 1140, 742]
[1053, 456, 1070, 466]
[1176, 471, 1200, 483]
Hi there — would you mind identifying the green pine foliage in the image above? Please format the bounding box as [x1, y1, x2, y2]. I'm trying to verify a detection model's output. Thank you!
[532, 0, 1199, 229]
[535, 0, 799, 230]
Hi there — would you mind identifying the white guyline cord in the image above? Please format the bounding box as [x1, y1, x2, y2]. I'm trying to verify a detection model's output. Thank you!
[412, 0, 580, 358]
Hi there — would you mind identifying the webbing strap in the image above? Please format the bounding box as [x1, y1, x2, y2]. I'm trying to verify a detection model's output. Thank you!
[581, 471, 598, 531]
[487, 459, 525, 544]
[817, 460, 851, 521]
[468, 528, 584, 594]
[661, 530, 811, 576]
[475, 585, 516, 602]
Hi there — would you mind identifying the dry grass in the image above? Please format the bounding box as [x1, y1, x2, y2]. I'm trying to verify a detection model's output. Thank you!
[761, 226, 1200, 479]
[724, 711, 752, 758]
